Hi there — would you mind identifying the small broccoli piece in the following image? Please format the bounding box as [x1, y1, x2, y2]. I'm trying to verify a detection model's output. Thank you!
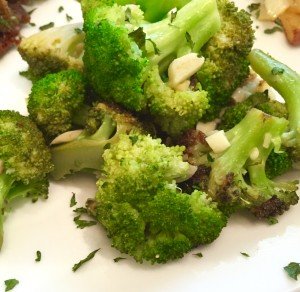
[218, 91, 288, 131]
[208, 108, 298, 218]
[18, 23, 84, 80]
[248, 49, 300, 162]
[83, 0, 220, 136]
[197, 0, 255, 120]
[27, 70, 88, 142]
[0, 110, 53, 248]
[265, 149, 293, 179]
[88, 133, 226, 264]
[50, 102, 144, 180]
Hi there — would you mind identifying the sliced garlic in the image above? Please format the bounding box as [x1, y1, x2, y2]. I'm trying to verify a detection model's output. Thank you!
[50, 129, 83, 145]
[168, 53, 204, 89]
[196, 120, 218, 135]
[249, 147, 260, 161]
[205, 130, 231, 153]
[260, 0, 292, 20]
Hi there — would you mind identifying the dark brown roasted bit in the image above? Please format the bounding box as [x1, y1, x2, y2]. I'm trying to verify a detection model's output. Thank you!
[0, 0, 30, 56]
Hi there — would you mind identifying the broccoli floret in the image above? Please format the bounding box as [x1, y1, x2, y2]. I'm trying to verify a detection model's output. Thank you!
[218, 91, 288, 131]
[208, 108, 298, 218]
[50, 102, 145, 180]
[0, 110, 53, 248]
[82, 0, 220, 136]
[197, 0, 255, 120]
[88, 133, 226, 264]
[27, 70, 88, 142]
[265, 149, 293, 179]
[18, 23, 84, 80]
[248, 49, 300, 162]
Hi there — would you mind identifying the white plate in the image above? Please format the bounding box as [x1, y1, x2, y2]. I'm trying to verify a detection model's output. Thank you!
[0, 1, 300, 291]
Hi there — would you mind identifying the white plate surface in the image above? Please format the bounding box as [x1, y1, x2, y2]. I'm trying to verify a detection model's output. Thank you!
[0, 1, 299, 291]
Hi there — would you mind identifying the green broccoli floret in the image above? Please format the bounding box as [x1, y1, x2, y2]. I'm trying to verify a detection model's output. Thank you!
[0, 110, 53, 248]
[50, 102, 145, 180]
[82, 0, 220, 136]
[208, 108, 298, 218]
[27, 69, 88, 142]
[248, 49, 300, 162]
[265, 149, 293, 179]
[18, 23, 84, 80]
[87, 133, 227, 264]
[197, 0, 255, 120]
[218, 91, 287, 131]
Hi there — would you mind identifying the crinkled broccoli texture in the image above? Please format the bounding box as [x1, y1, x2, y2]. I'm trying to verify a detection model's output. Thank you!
[248, 49, 300, 162]
[145, 67, 209, 137]
[27, 69, 87, 142]
[50, 102, 145, 180]
[88, 133, 227, 264]
[208, 108, 298, 218]
[0, 110, 53, 248]
[218, 91, 288, 131]
[18, 23, 84, 80]
[197, 0, 255, 120]
[82, 0, 220, 136]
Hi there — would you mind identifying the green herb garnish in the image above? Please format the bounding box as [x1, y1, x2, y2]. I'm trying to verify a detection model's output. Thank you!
[194, 252, 203, 258]
[70, 192, 77, 207]
[35, 250, 42, 262]
[74, 215, 97, 229]
[264, 26, 283, 34]
[240, 252, 250, 257]
[39, 22, 54, 31]
[267, 217, 278, 225]
[284, 262, 300, 280]
[58, 6, 64, 13]
[271, 67, 284, 75]
[66, 14, 73, 22]
[4, 279, 19, 291]
[114, 257, 126, 262]
[185, 31, 194, 50]
[247, 3, 260, 12]
[72, 248, 100, 272]
[74, 27, 82, 34]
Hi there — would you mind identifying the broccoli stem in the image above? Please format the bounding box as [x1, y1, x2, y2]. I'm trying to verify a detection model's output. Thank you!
[143, 0, 221, 66]
[209, 109, 288, 196]
[248, 49, 300, 156]
[51, 115, 116, 180]
[0, 174, 14, 248]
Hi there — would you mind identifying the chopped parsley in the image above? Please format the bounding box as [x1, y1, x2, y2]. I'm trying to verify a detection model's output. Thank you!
[4, 279, 19, 291]
[185, 31, 195, 50]
[129, 28, 146, 50]
[74, 215, 97, 229]
[58, 6, 64, 13]
[267, 216, 278, 225]
[70, 193, 77, 207]
[35, 250, 42, 262]
[240, 252, 250, 257]
[147, 39, 161, 55]
[114, 257, 126, 262]
[170, 9, 177, 23]
[72, 248, 100, 272]
[39, 22, 54, 31]
[29, 23, 36, 27]
[264, 26, 283, 35]
[74, 27, 82, 34]
[66, 14, 73, 22]
[247, 3, 260, 13]
[73, 207, 88, 214]
[271, 67, 285, 75]
[284, 262, 300, 280]
[27, 8, 37, 16]
[193, 252, 203, 258]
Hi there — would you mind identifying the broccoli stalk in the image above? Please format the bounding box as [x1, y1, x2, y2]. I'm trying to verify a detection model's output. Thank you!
[50, 103, 144, 180]
[0, 111, 53, 248]
[208, 108, 298, 217]
[248, 49, 300, 161]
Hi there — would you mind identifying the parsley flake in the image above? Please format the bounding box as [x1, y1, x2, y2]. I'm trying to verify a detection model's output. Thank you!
[66, 14, 73, 22]
[74, 27, 82, 34]
[58, 6, 64, 13]
[284, 262, 300, 280]
[35, 250, 42, 262]
[247, 3, 260, 12]
[70, 193, 77, 207]
[74, 215, 97, 229]
[4, 279, 19, 291]
[193, 252, 203, 258]
[72, 248, 100, 272]
[27, 8, 37, 15]
[114, 257, 126, 262]
[39, 22, 54, 31]
[129, 27, 146, 50]
[240, 252, 250, 257]
[185, 32, 195, 50]
[147, 39, 161, 55]
[267, 216, 278, 225]
[264, 26, 283, 35]
[170, 9, 177, 23]
[73, 207, 88, 214]
[271, 67, 285, 75]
